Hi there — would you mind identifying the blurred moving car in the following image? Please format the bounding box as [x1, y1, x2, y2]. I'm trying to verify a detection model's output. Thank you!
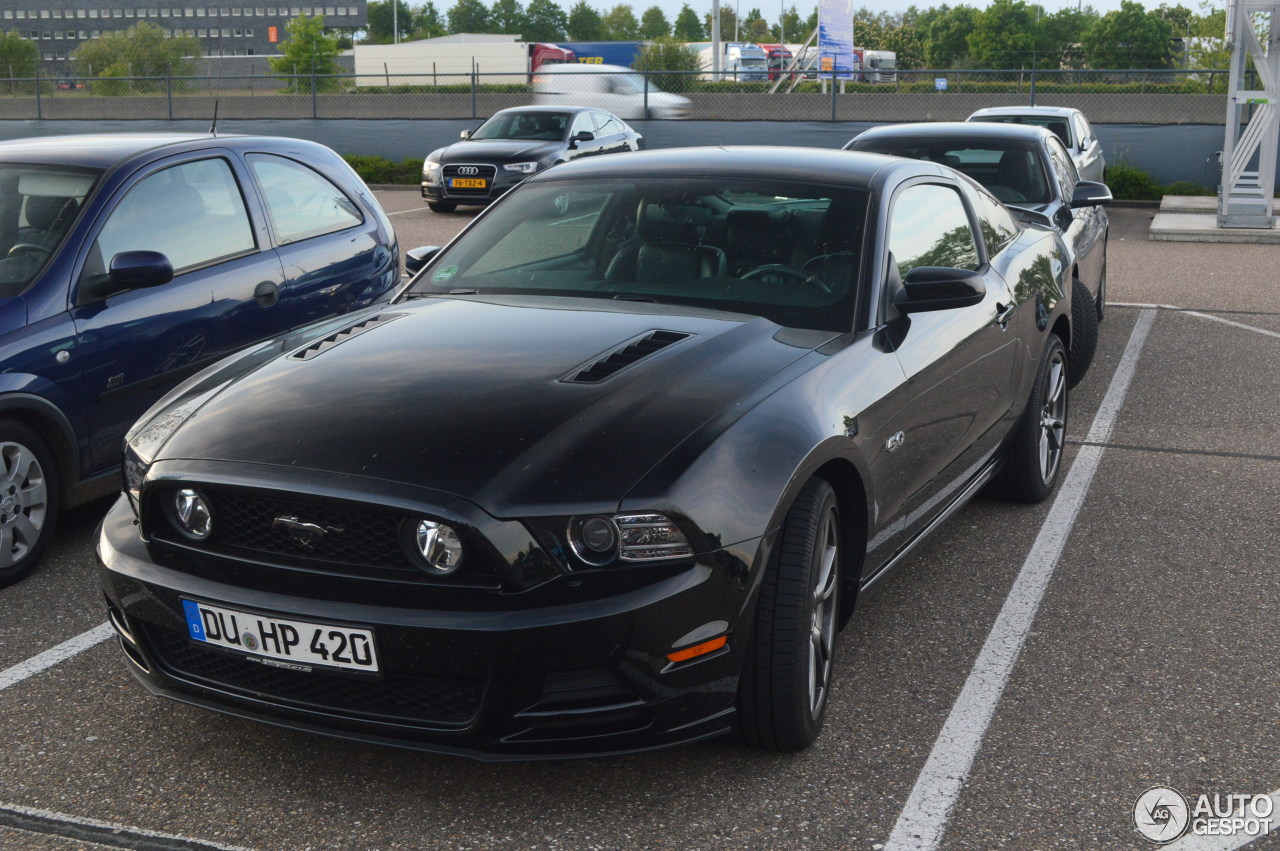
[967, 106, 1107, 182]
[845, 121, 1111, 384]
[102, 147, 1076, 759]
[422, 106, 643, 213]
[532, 64, 692, 120]
[0, 133, 399, 587]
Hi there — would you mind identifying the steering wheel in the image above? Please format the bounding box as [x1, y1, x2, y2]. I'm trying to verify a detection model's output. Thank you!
[742, 264, 831, 294]
[7, 243, 51, 259]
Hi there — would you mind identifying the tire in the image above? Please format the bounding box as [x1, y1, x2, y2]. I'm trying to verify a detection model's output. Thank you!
[1095, 247, 1107, 322]
[995, 336, 1068, 504]
[427, 201, 457, 213]
[734, 478, 842, 751]
[0, 420, 59, 589]
[1069, 276, 1098, 388]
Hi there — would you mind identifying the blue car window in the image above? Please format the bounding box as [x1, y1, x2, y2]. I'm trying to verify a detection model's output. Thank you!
[0, 165, 99, 295]
[247, 153, 363, 245]
[92, 157, 255, 276]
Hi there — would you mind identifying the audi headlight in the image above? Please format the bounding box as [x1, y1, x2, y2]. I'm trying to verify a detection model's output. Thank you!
[403, 518, 464, 575]
[502, 161, 539, 174]
[165, 488, 213, 541]
[423, 156, 442, 182]
[566, 512, 692, 566]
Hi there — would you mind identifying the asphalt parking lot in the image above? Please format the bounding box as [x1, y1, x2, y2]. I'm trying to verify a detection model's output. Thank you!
[1, 193, 1278, 850]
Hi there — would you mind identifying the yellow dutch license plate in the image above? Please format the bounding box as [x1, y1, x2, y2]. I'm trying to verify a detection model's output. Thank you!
[450, 178, 487, 189]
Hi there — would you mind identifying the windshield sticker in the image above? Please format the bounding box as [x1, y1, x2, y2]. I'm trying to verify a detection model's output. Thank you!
[433, 265, 458, 282]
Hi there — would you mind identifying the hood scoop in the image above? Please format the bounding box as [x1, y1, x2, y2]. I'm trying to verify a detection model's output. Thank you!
[289, 313, 404, 361]
[562, 330, 692, 384]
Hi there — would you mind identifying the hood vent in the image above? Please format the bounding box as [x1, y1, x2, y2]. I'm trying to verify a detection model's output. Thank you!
[289, 313, 404, 361]
[563, 330, 691, 384]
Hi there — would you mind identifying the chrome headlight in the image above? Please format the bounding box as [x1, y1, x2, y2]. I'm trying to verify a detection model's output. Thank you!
[567, 512, 692, 566]
[502, 161, 539, 174]
[404, 518, 464, 575]
[166, 488, 213, 541]
[423, 158, 442, 182]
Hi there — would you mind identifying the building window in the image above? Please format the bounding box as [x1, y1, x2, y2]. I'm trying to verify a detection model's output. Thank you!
[40, 10, 50, 18]
[15, 10, 25, 19]
[125, 9, 135, 17]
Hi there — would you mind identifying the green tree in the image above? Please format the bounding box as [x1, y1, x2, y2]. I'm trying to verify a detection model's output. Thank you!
[412, 1, 447, 38]
[602, 4, 640, 39]
[741, 8, 771, 42]
[674, 3, 704, 39]
[0, 31, 38, 79]
[72, 21, 201, 82]
[524, 0, 568, 40]
[448, 0, 492, 33]
[490, 0, 527, 33]
[636, 37, 700, 92]
[704, 5, 738, 39]
[804, 7, 818, 35]
[924, 5, 978, 68]
[366, 0, 414, 42]
[567, 0, 604, 39]
[1083, 0, 1174, 68]
[883, 24, 924, 68]
[1037, 7, 1097, 68]
[268, 15, 340, 89]
[966, 0, 1037, 67]
[774, 5, 803, 41]
[640, 5, 671, 38]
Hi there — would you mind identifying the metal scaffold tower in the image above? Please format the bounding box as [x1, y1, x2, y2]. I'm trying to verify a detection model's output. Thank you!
[1219, 0, 1280, 227]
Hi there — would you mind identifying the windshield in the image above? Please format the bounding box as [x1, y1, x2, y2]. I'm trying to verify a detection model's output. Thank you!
[971, 115, 1072, 147]
[405, 177, 867, 332]
[0, 163, 100, 296]
[470, 111, 571, 142]
[852, 138, 1051, 205]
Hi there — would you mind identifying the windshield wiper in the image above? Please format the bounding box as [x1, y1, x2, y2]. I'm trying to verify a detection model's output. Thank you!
[614, 294, 656, 303]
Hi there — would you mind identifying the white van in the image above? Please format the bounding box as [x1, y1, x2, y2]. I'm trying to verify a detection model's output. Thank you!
[532, 64, 691, 120]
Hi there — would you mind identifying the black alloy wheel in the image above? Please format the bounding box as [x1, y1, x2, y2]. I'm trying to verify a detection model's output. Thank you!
[996, 335, 1068, 504]
[734, 478, 842, 751]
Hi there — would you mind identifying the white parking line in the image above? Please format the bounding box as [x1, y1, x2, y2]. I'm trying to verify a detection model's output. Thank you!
[1162, 790, 1280, 851]
[0, 623, 113, 692]
[0, 802, 254, 851]
[1111, 302, 1280, 341]
[883, 309, 1157, 851]
[384, 207, 424, 216]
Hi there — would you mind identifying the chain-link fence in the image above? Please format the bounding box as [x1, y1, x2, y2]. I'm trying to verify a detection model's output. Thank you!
[0, 68, 1241, 124]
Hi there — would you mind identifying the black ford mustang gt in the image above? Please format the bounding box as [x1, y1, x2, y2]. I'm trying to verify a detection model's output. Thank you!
[99, 147, 1075, 760]
[844, 121, 1111, 384]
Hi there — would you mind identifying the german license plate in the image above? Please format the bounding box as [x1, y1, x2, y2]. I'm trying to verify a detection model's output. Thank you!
[449, 177, 486, 189]
[182, 599, 379, 673]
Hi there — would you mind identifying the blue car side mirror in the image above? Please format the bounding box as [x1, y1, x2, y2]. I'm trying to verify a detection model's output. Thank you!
[109, 250, 174, 289]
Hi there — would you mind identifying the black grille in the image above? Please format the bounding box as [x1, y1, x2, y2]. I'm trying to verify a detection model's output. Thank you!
[563, 330, 691, 384]
[144, 625, 484, 727]
[443, 164, 496, 196]
[201, 491, 411, 571]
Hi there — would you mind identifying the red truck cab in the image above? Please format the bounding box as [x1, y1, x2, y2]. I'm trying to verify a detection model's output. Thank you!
[758, 44, 794, 80]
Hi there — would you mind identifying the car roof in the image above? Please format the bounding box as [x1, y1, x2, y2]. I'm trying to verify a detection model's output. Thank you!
[854, 121, 1056, 145]
[490, 105, 599, 117]
[969, 106, 1082, 119]
[0, 133, 334, 170]
[525, 145, 925, 189]
[536, 63, 634, 74]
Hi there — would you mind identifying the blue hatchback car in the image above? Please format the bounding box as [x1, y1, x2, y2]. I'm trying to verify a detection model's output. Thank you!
[0, 133, 400, 586]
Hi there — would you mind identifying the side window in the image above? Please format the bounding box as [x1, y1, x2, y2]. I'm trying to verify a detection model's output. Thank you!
[570, 112, 596, 138]
[594, 113, 623, 135]
[1046, 138, 1079, 199]
[973, 190, 1021, 258]
[246, 153, 363, 245]
[887, 184, 980, 277]
[91, 157, 255, 277]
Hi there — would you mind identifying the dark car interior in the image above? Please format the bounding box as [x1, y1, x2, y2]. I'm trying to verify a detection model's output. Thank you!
[0, 166, 97, 294]
[411, 179, 869, 332]
[470, 111, 571, 142]
[851, 139, 1053, 206]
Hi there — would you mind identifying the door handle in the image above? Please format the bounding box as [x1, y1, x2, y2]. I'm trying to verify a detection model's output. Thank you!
[996, 302, 1016, 329]
[254, 281, 280, 307]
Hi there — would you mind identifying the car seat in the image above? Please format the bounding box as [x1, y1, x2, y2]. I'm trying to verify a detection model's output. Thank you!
[607, 203, 726, 283]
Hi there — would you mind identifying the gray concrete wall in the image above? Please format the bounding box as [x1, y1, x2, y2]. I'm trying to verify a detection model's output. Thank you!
[0, 117, 1234, 187]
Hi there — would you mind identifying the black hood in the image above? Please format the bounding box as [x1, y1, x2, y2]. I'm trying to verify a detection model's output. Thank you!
[439, 139, 562, 164]
[150, 297, 825, 516]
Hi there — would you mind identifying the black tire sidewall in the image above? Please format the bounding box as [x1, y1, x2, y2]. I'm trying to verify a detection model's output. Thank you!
[0, 420, 60, 588]
[1069, 277, 1098, 389]
[999, 336, 1068, 504]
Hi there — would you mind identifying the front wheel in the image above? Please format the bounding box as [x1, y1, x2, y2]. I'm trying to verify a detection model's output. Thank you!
[734, 478, 842, 751]
[996, 336, 1068, 504]
[0, 420, 59, 588]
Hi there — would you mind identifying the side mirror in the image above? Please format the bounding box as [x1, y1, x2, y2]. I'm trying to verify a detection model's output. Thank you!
[404, 245, 442, 276]
[894, 266, 986, 313]
[460, 129, 472, 139]
[1071, 180, 1112, 208]
[569, 130, 594, 149]
[79, 250, 174, 303]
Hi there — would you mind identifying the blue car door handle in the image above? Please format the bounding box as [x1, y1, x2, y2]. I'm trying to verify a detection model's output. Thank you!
[254, 281, 280, 307]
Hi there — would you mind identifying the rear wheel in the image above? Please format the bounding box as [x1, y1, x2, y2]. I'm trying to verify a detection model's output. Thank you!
[0, 420, 59, 588]
[734, 478, 842, 751]
[1069, 276, 1098, 388]
[996, 336, 1068, 504]
[426, 200, 457, 213]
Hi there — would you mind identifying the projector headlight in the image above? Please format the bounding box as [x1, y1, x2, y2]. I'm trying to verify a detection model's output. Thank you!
[502, 161, 539, 174]
[567, 512, 692, 566]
